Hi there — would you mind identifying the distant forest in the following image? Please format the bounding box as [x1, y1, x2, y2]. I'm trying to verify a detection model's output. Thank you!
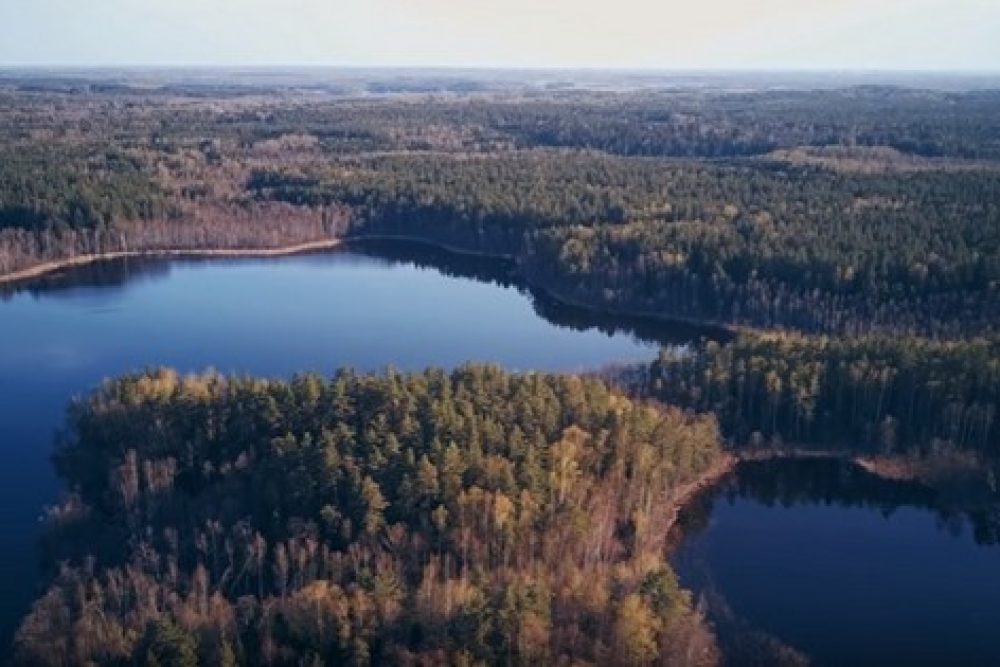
[2, 85, 1000, 337]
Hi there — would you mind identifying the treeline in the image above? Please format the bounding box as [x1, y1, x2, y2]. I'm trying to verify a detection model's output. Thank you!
[246, 152, 667, 255]
[5, 88, 1000, 337]
[17, 366, 722, 666]
[489, 89, 1000, 160]
[0, 204, 348, 277]
[7, 86, 1000, 160]
[147, 87, 1000, 160]
[645, 333, 1000, 457]
[521, 201, 1000, 338]
[251, 151, 1000, 336]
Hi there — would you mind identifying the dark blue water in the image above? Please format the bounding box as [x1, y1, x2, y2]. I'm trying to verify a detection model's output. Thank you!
[673, 459, 1000, 666]
[0, 241, 687, 652]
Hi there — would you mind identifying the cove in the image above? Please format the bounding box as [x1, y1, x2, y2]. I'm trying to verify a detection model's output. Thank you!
[672, 458, 1000, 666]
[0, 239, 719, 653]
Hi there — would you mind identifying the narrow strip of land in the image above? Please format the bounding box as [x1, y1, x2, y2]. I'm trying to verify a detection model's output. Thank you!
[663, 453, 738, 534]
[0, 239, 342, 286]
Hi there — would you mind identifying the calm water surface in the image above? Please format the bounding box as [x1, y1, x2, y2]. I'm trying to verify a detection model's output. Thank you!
[0, 241, 698, 651]
[673, 459, 1000, 666]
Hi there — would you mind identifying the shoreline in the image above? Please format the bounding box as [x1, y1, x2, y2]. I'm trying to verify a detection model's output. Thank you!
[346, 233, 517, 260]
[0, 239, 343, 286]
[348, 234, 738, 336]
[0, 232, 737, 337]
[663, 453, 739, 535]
[526, 280, 741, 337]
[738, 448, 933, 486]
[0, 233, 509, 287]
[664, 448, 946, 539]
[739, 447, 935, 485]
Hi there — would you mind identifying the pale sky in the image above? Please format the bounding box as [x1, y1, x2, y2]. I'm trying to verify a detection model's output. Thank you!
[1, 0, 998, 70]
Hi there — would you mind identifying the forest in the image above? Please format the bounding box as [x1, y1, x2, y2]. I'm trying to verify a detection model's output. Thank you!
[3, 86, 1000, 336]
[646, 333, 1000, 455]
[250, 152, 1000, 337]
[16, 366, 722, 666]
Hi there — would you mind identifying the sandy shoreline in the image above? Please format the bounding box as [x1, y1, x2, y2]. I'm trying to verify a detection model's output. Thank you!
[0, 239, 343, 286]
[0, 235, 507, 286]
[663, 453, 739, 535]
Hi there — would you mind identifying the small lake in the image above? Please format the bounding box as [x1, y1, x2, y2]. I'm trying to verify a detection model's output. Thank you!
[0, 240, 711, 652]
[672, 459, 1000, 666]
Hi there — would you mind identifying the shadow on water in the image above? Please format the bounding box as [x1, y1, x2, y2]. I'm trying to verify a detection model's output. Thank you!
[671, 458, 1000, 667]
[0, 257, 174, 299]
[344, 238, 733, 347]
[2, 237, 733, 348]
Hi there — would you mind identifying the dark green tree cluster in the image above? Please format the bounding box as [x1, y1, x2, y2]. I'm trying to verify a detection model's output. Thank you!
[0, 146, 168, 231]
[17, 366, 722, 666]
[647, 333, 1000, 456]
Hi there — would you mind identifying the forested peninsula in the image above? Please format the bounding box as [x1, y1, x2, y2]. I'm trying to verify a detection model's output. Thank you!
[17, 367, 722, 666]
[16, 344, 1000, 665]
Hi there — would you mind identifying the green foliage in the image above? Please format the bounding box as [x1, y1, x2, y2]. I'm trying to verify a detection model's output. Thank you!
[7, 80, 1000, 665]
[0, 87, 998, 338]
[141, 619, 199, 667]
[249, 145, 1000, 337]
[648, 333, 1000, 454]
[17, 366, 722, 666]
[3, 87, 1000, 338]
[0, 146, 167, 231]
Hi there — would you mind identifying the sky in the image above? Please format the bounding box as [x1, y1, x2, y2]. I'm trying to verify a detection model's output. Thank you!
[0, 0, 998, 71]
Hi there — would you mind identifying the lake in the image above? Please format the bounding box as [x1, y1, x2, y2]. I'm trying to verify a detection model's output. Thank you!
[2, 240, 999, 664]
[0, 240, 711, 652]
[672, 458, 1000, 666]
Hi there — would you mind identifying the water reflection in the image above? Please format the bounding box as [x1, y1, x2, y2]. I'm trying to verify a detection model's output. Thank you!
[1, 257, 174, 298]
[673, 458, 1000, 667]
[3, 238, 732, 348]
[349, 239, 733, 346]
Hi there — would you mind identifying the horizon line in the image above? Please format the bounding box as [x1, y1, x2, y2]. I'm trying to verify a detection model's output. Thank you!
[1, 64, 1000, 76]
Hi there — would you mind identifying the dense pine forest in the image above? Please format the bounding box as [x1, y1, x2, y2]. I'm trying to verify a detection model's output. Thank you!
[648, 334, 1000, 455]
[16, 366, 721, 666]
[6, 73, 1000, 665]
